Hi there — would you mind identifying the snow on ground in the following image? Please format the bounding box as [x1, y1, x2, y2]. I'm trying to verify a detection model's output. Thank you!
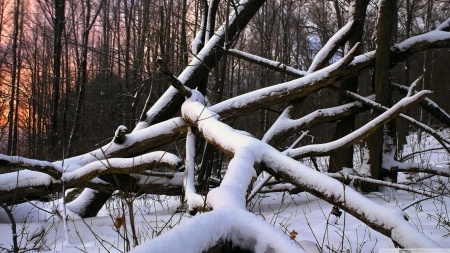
[0, 131, 449, 252]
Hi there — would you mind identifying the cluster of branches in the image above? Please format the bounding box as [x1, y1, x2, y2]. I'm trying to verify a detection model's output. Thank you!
[1, 0, 450, 252]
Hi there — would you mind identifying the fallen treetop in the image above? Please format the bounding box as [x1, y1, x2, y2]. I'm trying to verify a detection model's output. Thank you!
[177, 89, 439, 249]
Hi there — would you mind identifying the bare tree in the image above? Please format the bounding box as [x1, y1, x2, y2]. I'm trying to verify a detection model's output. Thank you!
[6, 0, 21, 156]
[50, 0, 66, 157]
[66, 0, 105, 157]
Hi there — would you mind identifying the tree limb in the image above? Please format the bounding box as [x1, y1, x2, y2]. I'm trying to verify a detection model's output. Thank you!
[0, 154, 63, 179]
[392, 82, 450, 127]
[262, 98, 369, 147]
[327, 85, 450, 153]
[326, 173, 436, 197]
[226, 48, 307, 77]
[308, 19, 358, 72]
[285, 90, 431, 159]
[154, 58, 192, 98]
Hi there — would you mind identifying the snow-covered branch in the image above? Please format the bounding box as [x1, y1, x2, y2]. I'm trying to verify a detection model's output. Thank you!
[226, 22, 450, 96]
[210, 42, 362, 120]
[308, 20, 357, 73]
[0, 154, 63, 179]
[384, 156, 450, 178]
[183, 128, 205, 211]
[262, 98, 369, 147]
[392, 82, 450, 127]
[391, 18, 450, 63]
[326, 173, 436, 198]
[55, 117, 188, 172]
[328, 85, 450, 152]
[61, 152, 182, 184]
[226, 49, 307, 77]
[284, 91, 430, 159]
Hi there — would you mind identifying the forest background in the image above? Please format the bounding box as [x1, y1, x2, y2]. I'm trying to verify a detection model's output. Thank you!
[0, 0, 449, 160]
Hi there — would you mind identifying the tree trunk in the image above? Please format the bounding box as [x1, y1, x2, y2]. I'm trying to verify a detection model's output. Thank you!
[12, 4, 23, 156]
[50, 0, 66, 158]
[329, 0, 369, 172]
[7, 0, 20, 156]
[366, 0, 397, 189]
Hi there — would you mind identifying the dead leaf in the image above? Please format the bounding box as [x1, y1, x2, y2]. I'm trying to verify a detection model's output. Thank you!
[289, 229, 298, 240]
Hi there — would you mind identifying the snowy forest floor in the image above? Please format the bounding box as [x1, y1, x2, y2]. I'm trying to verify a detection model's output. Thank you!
[1, 130, 450, 253]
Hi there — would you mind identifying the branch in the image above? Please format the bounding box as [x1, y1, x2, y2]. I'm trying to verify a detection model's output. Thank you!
[61, 152, 183, 184]
[0, 152, 183, 206]
[326, 173, 436, 198]
[184, 128, 205, 211]
[155, 58, 192, 98]
[262, 98, 369, 147]
[308, 20, 358, 73]
[226, 25, 450, 91]
[261, 20, 359, 152]
[400, 147, 446, 162]
[58, 117, 188, 169]
[0, 154, 63, 179]
[391, 19, 450, 63]
[247, 174, 272, 201]
[226, 49, 307, 77]
[436, 17, 450, 32]
[327, 85, 450, 152]
[210, 42, 363, 120]
[384, 156, 450, 178]
[392, 82, 450, 127]
[284, 91, 430, 158]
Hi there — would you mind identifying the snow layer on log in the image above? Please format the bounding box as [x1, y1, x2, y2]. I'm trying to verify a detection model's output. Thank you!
[131, 207, 301, 253]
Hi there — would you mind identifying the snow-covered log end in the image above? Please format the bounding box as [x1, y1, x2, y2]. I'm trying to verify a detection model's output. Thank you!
[131, 208, 302, 253]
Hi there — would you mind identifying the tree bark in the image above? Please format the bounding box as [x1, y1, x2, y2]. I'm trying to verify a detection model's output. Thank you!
[329, 0, 369, 173]
[7, 0, 20, 156]
[50, 0, 66, 158]
[366, 0, 397, 188]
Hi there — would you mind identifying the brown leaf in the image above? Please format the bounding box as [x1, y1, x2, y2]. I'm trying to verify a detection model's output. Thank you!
[289, 229, 298, 240]
[114, 215, 125, 230]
